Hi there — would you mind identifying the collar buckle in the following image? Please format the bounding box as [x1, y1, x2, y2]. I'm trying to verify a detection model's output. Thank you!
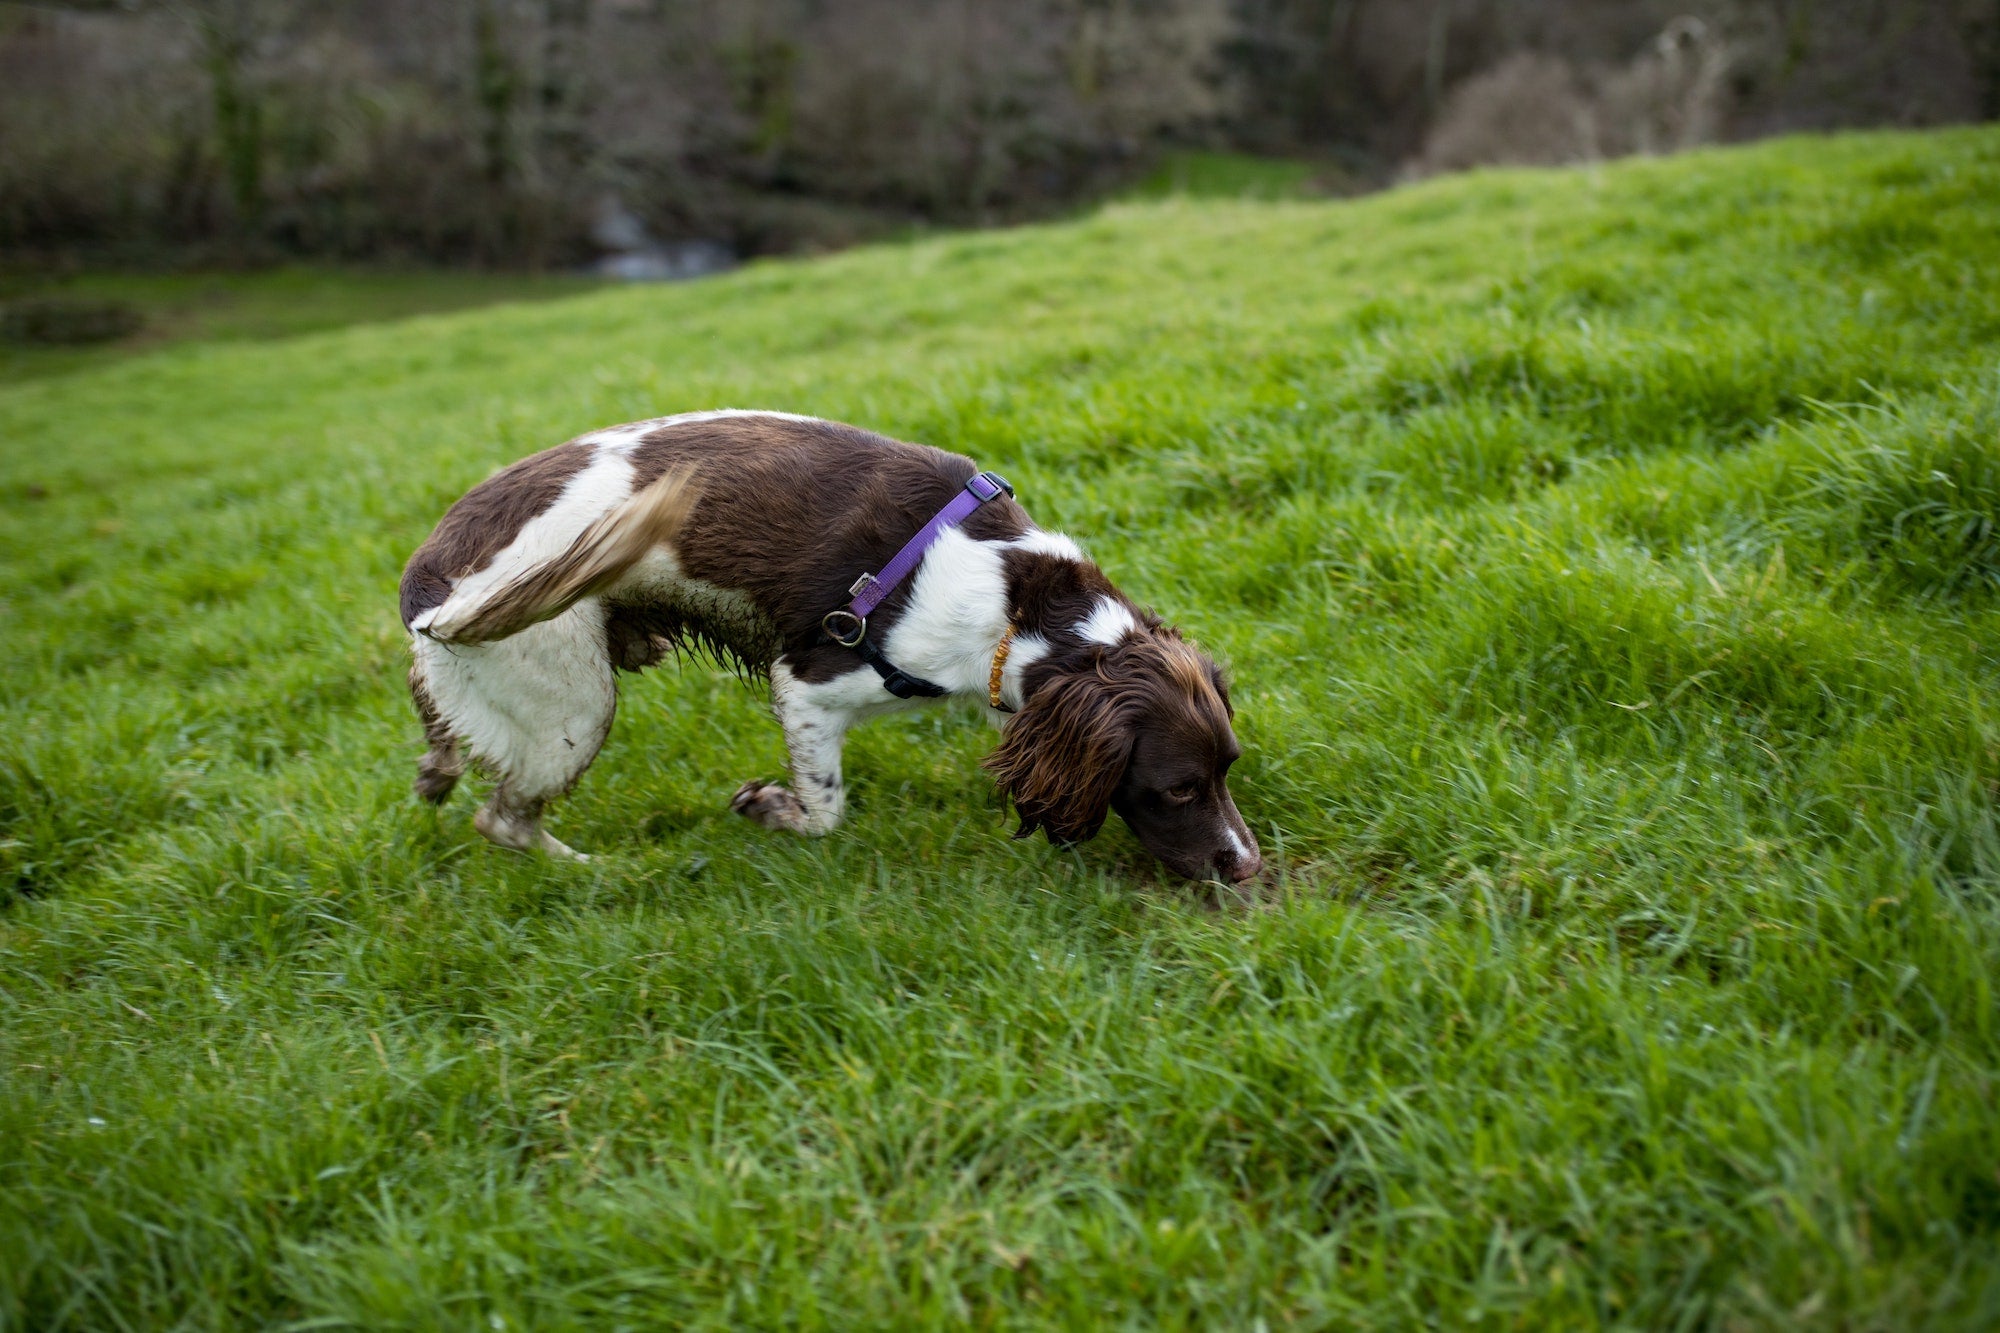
[966, 470, 1013, 502]
[821, 609, 866, 647]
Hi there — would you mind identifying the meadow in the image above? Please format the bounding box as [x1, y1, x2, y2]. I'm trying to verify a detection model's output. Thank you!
[0, 268, 600, 387]
[3, 127, 1999, 1329]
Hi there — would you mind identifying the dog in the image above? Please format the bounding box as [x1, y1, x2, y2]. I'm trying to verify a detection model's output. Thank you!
[399, 410, 1261, 883]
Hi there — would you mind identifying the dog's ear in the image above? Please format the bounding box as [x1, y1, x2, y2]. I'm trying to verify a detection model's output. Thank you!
[984, 657, 1142, 845]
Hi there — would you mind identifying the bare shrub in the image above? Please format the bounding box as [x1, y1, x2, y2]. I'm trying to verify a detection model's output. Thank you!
[1412, 51, 1596, 174]
[772, 0, 1231, 222]
[1237, 0, 1989, 172]
[0, 9, 210, 251]
[1409, 15, 1735, 176]
[1594, 16, 1731, 156]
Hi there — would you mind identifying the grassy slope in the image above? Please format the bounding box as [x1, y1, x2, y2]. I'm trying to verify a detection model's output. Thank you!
[2, 128, 1998, 1329]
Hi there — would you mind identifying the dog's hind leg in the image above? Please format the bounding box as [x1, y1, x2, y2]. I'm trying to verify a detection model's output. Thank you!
[413, 604, 616, 860]
[474, 784, 587, 860]
[409, 663, 465, 804]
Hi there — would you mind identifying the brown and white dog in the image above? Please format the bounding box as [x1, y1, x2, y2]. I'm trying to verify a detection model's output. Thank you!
[400, 411, 1261, 883]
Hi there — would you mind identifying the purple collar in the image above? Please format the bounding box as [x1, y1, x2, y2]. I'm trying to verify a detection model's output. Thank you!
[820, 469, 1013, 698]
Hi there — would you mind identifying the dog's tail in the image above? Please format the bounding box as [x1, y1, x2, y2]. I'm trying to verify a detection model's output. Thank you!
[413, 469, 699, 645]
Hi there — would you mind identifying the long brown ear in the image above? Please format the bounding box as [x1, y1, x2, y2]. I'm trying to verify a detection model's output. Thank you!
[984, 659, 1143, 845]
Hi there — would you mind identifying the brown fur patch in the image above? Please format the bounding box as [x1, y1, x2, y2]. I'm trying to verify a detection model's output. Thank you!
[622, 415, 1030, 679]
[1161, 639, 1215, 701]
[399, 441, 596, 630]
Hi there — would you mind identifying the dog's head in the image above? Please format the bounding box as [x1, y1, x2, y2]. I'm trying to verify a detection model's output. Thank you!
[985, 629, 1261, 884]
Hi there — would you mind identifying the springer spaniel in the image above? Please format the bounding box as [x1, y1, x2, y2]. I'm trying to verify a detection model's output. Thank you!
[400, 411, 1261, 883]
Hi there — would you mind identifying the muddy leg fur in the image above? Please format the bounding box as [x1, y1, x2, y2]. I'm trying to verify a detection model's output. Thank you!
[733, 664, 849, 836]
[410, 665, 465, 805]
[474, 783, 588, 861]
[407, 607, 617, 860]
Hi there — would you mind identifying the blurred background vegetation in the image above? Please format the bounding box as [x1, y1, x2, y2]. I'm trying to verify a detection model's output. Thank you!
[2, 0, 1991, 277]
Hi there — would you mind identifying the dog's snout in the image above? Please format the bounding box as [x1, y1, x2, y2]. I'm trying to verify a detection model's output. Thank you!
[1221, 845, 1262, 884]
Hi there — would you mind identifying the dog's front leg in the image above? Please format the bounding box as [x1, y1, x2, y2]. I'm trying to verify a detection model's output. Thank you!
[732, 671, 850, 836]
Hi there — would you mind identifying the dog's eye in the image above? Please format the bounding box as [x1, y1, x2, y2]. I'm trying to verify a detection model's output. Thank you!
[1160, 783, 1200, 806]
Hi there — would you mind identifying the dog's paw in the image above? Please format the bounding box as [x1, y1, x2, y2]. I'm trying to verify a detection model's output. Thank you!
[731, 780, 811, 834]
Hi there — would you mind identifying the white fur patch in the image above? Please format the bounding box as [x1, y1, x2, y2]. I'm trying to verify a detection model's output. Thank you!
[779, 523, 1071, 714]
[864, 526, 1085, 708]
[1077, 597, 1137, 646]
[1007, 529, 1087, 562]
[412, 602, 615, 801]
[578, 421, 658, 451]
[882, 526, 1013, 690]
[768, 660, 854, 830]
[591, 408, 828, 454]
[995, 632, 1050, 712]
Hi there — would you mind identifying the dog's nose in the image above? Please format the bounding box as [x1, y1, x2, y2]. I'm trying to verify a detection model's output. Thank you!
[1223, 848, 1263, 884]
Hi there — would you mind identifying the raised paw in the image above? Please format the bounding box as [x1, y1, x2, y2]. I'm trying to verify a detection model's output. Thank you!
[731, 780, 813, 834]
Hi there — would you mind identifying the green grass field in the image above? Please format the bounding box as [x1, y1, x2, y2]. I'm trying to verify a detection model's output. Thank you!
[4, 127, 2000, 1329]
[1123, 150, 1333, 202]
[0, 268, 601, 387]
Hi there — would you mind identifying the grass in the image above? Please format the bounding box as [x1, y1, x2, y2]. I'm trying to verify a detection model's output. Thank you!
[3, 126, 2000, 1329]
[0, 267, 601, 386]
[1122, 150, 1330, 201]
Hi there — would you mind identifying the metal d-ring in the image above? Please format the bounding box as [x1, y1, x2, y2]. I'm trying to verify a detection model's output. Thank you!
[821, 609, 866, 647]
